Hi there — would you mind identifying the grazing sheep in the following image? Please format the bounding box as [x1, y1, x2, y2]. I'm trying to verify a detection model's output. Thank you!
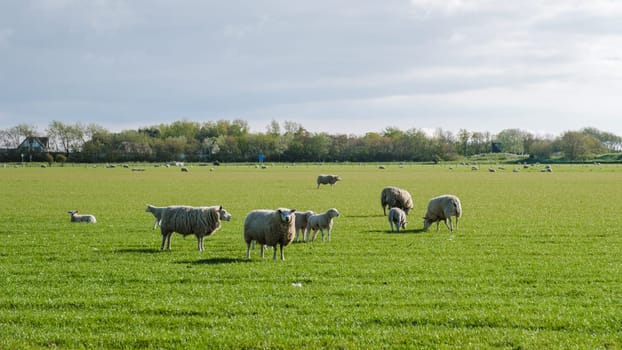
[422, 195, 462, 232]
[244, 208, 296, 260]
[160, 205, 231, 251]
[306, 208, 340, 242]
[181, 167, 189, 172]
[145, 204, 167, 229]
[316, 174, 341, 189]
[68, 210, 97, 223]
[294, 210, 315, 242]
[388, 207, 407, 232]
[380, 186, 414, 216]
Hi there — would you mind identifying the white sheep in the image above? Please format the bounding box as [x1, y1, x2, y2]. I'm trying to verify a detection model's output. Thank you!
[68, 210, 97, 223]
[160, 205, 232, 251]
[388, 207, 407, 232]
[145, 204, 167, 229]
[244, 208, 296, 260]
[316, 174, 341, 189]
[380, 186, 414, 216]
[294, 210, 315, 242]
[422, 195, 462, 232]
[306, 208, 340, 242]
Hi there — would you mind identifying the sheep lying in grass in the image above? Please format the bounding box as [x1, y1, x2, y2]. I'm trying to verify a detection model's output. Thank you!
[294, 210, 315, 242]
[160, 205, 231, 251]
[145, 204, 167, 229]
[317, 174, 341, 189]
[381, 186, 414, 216]
[244, 208, 296, 260]
[388, 207, 407, 232]
[306, 208, 340, 242]
[68, 210, 97, 223]
[422, 195, 462, 232]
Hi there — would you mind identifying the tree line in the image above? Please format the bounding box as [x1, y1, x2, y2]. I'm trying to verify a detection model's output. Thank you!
[1, 120, 621, 163]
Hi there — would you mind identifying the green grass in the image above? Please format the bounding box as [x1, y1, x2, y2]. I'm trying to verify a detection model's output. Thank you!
[1, 163, 622, 349]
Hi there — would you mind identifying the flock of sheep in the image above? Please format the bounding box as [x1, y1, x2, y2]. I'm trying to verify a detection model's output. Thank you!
[68, 173, 462, 261]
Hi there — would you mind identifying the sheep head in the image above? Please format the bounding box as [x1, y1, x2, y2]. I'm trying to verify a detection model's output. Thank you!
[218, 206, 232, 221]
[277, 208, 296, 224]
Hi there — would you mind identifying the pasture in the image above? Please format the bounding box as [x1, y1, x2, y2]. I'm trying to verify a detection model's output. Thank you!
[1, 163, 621, 349]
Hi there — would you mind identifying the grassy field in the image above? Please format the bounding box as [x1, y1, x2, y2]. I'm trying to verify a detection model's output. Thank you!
[1, 163, 621, 349]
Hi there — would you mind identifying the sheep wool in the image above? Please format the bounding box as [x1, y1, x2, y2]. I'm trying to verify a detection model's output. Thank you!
[244, 208, 296, 260]
[145, 204, 167, 229]
[68, 210, 97, 223]
[388, 207, 407, 232]
[160, 205, 232, 251]
[380, 186, 414, 216]
[317, 174, 341, 189]
[306, 208, 340, 242]
[294, 210, 315, 242]
[423, 194, 462, 232]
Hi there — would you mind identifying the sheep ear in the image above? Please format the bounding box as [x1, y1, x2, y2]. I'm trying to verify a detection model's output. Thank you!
[219, 205, 223, 211]
[290, 209, 296, 213]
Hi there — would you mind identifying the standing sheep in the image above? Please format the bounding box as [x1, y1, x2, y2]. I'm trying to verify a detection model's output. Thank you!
[317, 174, 341, 189]
[145, 204, 167, 229]
[68, 210, 97, 223]
[422, 194, 462, 232]
[244, 208, 296, 260]
[294, 210, 315, 242]
[380, 186, 414, 216]
[388, 207, 407, 232]
[306, 208, 340, 242]
[160, 205, 232, 251]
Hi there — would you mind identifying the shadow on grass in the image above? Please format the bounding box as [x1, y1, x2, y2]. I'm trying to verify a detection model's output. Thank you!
[113, 248, 161, 254]
[177, 257, 252, 265]
[367, 228, 427, 234]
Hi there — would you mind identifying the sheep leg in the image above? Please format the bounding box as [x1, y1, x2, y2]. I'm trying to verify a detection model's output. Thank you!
[327, 228, 332, 241]
[446, 217, 453, 232]
[273, 245, 278, 260]
[320, 229, 325, 242]
[260, 245, 265, 258]
[152, 219, 158, 230]
[246, 243, 251, 259]
[455, 217, 459, 231]
[197, 236, 204, 251]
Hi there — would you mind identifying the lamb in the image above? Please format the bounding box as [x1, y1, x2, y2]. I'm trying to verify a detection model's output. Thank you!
[145, 204, 167, 229]
[380, 186, 414, 216]
[294, 210, 315, 242]
[244, 208, 296, 260]
[159, 205, 232, 251]
[68, 210, 97, 223]
[316, 174, 341, 189]
[306, 208, 340, 242]
[388, 207, 407, 232]
[422, 194, 462, 232]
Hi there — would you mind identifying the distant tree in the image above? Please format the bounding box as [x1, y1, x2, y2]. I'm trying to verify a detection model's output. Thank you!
[0, 124, 38, 148]
[558, 131, 605, 160]
[46, 121, 85, 157]
[495, 129, 526, 154]
[55, 154, 67, 166]
[528, 139, 554, 160]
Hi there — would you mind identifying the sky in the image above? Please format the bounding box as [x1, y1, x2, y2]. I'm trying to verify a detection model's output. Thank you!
[1, 0, 622, 137]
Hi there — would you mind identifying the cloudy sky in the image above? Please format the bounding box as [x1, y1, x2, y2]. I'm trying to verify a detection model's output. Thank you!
[2, 0, 622, 136]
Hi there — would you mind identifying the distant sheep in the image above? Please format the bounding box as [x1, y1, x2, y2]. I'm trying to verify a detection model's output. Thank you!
[306, 208, 340, 242]
[294, 210, 315, 242]
[380, 186, 414, 216]
[181, 167, 189, 172]
[317, 174, 341, 189]
[244, 208, 296, 260]
[68, 210, 97, 223]
[145, 204, 167, 229]
[160, 205, 231, 251]
[423, 195, 462, 232]
[388, 207, 407, 232]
